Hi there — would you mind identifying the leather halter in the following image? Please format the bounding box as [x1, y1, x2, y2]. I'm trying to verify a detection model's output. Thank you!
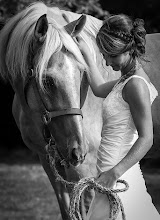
[25, 72, 83, 151]
[30, 76, 83, 125]
[22, 72, 83, 167]
[24, 72, 83, 123]
[30, 74, 83, 166]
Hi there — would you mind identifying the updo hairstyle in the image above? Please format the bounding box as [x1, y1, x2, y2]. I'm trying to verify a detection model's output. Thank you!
[96, 14, 146, 59]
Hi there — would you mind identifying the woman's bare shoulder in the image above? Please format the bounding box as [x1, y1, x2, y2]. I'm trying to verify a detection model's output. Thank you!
[123, 73, 150, 103]
[135, 66, 151, 83]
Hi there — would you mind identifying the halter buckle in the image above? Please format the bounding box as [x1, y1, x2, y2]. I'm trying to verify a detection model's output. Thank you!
[60, 159, 67, 166]
[43, 111, 51, 124]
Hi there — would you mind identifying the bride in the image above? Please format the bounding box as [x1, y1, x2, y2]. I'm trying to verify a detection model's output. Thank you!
[78, 13, 160, 219]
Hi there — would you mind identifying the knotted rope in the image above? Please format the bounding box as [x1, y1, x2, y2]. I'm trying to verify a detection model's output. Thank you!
[47, 145, 129, 220]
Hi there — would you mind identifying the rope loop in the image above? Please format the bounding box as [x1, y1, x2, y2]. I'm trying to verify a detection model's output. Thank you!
[69, 177, 128, 220]
[47, 144, 129, 220]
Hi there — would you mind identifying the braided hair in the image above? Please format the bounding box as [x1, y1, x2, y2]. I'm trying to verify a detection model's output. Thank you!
[96, 14, 146, 60]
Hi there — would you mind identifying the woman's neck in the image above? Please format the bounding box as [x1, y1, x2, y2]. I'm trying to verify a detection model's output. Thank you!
[121, 57, 136, 77]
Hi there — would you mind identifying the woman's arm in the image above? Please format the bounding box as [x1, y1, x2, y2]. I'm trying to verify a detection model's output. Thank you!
[77, 37, 118, 98]
[97, 77, 153, 187]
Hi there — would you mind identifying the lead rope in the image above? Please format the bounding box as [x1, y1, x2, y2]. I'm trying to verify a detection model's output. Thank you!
[46, 141, 129, 220]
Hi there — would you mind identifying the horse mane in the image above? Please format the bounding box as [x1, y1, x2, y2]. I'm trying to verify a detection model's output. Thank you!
[0, 2, 113, 87]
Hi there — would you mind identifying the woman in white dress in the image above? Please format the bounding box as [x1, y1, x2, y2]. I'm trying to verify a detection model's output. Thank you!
[78, 14, 160, 219]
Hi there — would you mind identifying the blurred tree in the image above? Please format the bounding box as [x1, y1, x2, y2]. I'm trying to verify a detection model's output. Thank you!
[1, 0, 159, 32]
[0, 0, 109, 20]
[0, 0, 19, 19]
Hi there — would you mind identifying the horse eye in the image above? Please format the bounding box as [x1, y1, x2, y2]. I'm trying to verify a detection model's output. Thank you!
[65, 48, 69, 53]
[43, 76, 57, 92]
[62, 46, 69, 54]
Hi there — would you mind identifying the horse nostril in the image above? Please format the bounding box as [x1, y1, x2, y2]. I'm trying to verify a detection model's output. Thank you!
[71, 149, 86, 163]
[71, 148, 80, 161]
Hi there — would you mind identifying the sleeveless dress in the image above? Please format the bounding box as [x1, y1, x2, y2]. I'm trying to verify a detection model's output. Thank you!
[96, 75, 160, 219]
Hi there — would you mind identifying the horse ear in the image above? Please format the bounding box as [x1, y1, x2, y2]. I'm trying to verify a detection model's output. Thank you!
[64, 15, 86, 37]
[34, 14, 48, 42]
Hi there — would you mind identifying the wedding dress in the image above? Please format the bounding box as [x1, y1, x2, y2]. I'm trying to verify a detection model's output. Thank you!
[95, 74, 160, 219]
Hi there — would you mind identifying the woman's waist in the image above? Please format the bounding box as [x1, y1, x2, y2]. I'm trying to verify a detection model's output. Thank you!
[101, 126, 138, 150]
[97, 133, 138, 173]
[100, 132, 138, 152]
[101, 120, 137, 137]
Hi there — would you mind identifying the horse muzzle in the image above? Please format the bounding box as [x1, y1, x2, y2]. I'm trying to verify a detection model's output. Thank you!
[44, 133, 87, 168]
[70, 148, 87, 167]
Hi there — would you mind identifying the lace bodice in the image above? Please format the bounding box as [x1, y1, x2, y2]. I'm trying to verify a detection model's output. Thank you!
[103, 75, 158, 121]
[97, 75, 158, 172]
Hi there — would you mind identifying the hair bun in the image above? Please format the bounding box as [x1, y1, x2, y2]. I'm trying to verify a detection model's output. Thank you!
[133, 18, 144, 29]
[131, 18, 146, 37]
[131, 18, 146, 57]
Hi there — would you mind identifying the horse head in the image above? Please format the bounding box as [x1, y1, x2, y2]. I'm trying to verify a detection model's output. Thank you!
[30, 13, 89, 167]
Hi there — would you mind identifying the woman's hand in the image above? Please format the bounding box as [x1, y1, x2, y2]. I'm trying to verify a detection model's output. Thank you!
[96, 168, 118, 189]
[76, 36, 92, 60]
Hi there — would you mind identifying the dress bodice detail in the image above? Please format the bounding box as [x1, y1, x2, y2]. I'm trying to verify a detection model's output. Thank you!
[97, 74, 158, 172]
[103, 75, 158, 121]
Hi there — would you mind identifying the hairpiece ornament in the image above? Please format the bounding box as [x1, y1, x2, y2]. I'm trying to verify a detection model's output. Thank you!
[105, 29, 133, 43]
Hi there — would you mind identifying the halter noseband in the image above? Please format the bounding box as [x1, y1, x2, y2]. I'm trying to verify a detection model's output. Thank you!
[42, 108, 83, 124]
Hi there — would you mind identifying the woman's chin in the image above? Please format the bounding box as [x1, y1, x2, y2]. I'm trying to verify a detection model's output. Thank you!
[112, 66, 120, 71]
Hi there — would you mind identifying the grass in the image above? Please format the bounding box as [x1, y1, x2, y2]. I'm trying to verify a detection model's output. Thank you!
[0, 148, 159, 219]
[0, 164, 60, 220]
